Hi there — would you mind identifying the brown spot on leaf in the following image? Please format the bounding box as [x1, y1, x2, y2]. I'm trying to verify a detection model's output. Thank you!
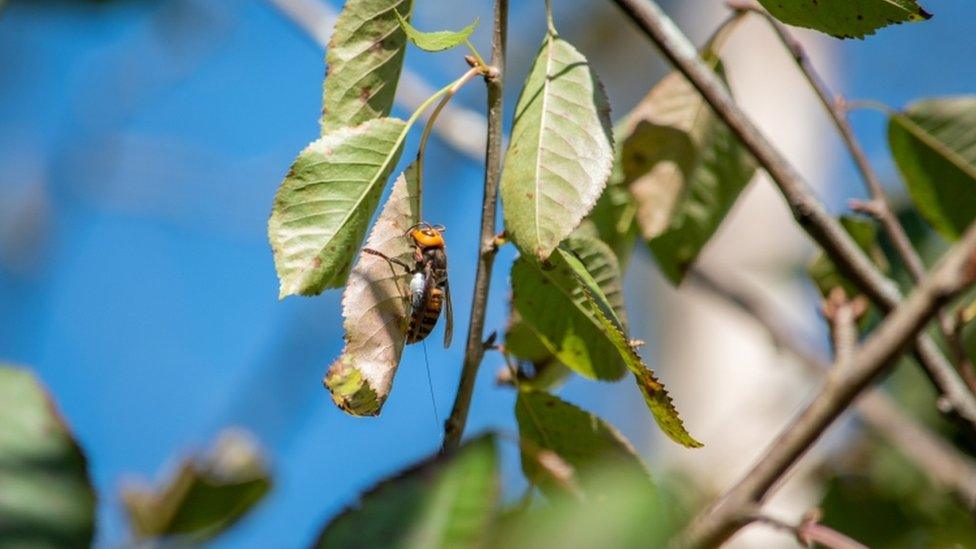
[359, 86, 372, 104]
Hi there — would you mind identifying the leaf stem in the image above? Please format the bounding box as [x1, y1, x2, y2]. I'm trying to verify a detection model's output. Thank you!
[609, 0, 976, 428]
[544, 0, 557, 35]
[736, 4, 976, 393]
[415, 66, 482, 217]
[443, 0, 508, 451]
[464, 39, 487, 68]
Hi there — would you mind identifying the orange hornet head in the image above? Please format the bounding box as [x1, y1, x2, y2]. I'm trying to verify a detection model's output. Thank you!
[408, 223, 446, 249]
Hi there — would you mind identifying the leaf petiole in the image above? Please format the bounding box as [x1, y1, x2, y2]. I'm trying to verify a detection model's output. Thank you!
[465, 38, 487, 68]
[413, 67, 483, 210]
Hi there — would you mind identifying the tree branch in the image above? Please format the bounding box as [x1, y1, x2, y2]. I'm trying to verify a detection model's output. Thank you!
[442, 0, 507, 451]
[609, 0, 976, 426]
[681, 222, 976, 547]
[264, 0, 488, 160]
[731, 0, 976, 397]
[690, 268, 976, 512]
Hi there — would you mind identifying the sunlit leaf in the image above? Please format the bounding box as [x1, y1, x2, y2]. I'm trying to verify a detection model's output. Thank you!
[757, 0, 931, 39]
[808, 215, 888, 298]
[315, 434, 498, 549]
[888, 97, 976, 241]
[622, 59, 754, 284]
[511, 247, 627, 381]
[394, 10, 478, 52]
[0, 365, 95, 547]
[516, 390, 650, 498]
[269, 117, 408, 298]
[122, 429, 271, 542]
[500, 29, 613, 260]
[580, 288, 703, 448]
[321, 0, 413, 131]
[324, 165, 420, 416]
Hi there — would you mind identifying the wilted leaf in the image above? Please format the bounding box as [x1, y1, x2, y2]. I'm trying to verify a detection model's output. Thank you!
[809, 215, 888, 297]
[324, 165, 420, 416]
[757, 0, 931, 39]
[516, 390, 650, 498]
[0, 365, 95, 548]
[395, 10, 478, 52]
[511, 247, 627, 381]
[888, 97, 976, 241]
[269, 117, 408, 298]
[500, 29, 613, 260]
[322, 0, 413, 131]
[580, 288, 702, 448]
[122, 429, 271, 542]
[315, 434, 498, 549]
[622, 59, 754, 284]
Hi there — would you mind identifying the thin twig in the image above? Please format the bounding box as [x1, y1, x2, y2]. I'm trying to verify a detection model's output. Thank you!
[691, 268, 976, 511]
[822, 288, 867, 363]
[442, 0, 507, 451]
[680, 221, 976, 548]
[732, 0, 976, 398]
[748, 508, 868, 549]
[609, 0, 976, 427]
[264, 0, 487, 160]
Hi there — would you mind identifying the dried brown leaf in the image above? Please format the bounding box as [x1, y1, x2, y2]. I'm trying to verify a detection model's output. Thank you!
[324, 164, 420, 416]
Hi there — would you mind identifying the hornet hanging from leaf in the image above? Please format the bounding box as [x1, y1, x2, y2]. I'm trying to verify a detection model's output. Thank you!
[363, 222, 454, 348]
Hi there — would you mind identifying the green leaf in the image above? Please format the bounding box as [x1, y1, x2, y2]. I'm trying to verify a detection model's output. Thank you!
[516, 390, 650, 498]
[489, 465, 682, 549]
[757, 0, 931, 39]
[0, 365, 95, 548]
[622, 61, 755, 284]
[580, 288, 703, 448]
[322, 0, 413, 131]
[566, 235, 628, 327]
[269, 117, 408, 298]
[122, 430, 271, 542]
[504, 234, 628, 383]
[500, 30, 614, 260]
[315, 435, 499, 549]
[511, 246, 628, 381]
[394, 10, 478, 52]
[324, 165, 420, 416]
[809, 215, 888, 297]
[888, 97, 976, 241]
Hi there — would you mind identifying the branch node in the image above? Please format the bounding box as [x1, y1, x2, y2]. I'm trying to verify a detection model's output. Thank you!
[848, 198, 885, 220]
